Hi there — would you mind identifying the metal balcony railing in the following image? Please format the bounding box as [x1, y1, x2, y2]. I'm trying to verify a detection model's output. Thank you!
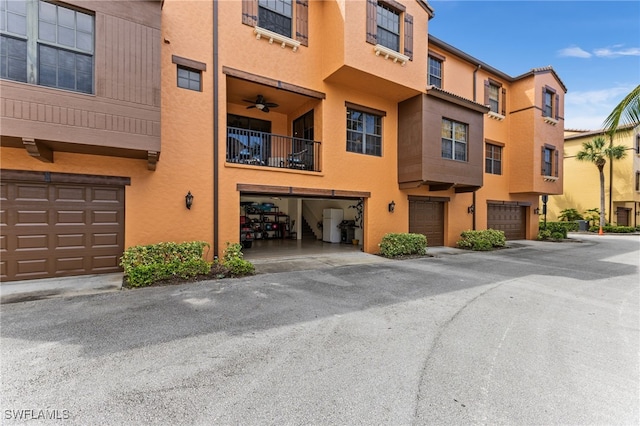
[226, 127, 321, 172]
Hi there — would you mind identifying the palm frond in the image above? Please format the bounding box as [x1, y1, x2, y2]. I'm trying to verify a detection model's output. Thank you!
[602, 85, 640, 134]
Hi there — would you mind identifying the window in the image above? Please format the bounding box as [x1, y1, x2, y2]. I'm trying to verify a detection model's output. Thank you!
[542, 86, 558, 119]
[172, 55, 206, 92]
[0, 0, 94, 94]
[258, 0, 292, 38]
[242, 0, 308, 46]
[376, 3, 400, 51]
[428, 55, 442, 88]
[541, 145, 559, 177]
[486, 143, 502, 175]
[441, 118, 468, 161]
[636, 172, 640, 191]
[366, 0, 413, 59]
[177, 66, 201, 91]
[484, 79, 506, 116]
[347, 107, 382, 157]
[636, 134, 639, 154]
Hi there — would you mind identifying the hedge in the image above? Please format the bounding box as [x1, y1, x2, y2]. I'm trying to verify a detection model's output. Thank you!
[456, 229, 506, 251]
[379, 233, 428, 257]
[120, 241, 212, 287]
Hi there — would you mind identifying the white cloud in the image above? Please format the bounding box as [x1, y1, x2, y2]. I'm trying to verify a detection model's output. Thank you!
[564, 85, 635, 130]
[557, 46, 592, 58]
[593, 47, 640, 57]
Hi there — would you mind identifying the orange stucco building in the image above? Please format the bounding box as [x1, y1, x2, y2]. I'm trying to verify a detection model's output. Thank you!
[1, 0, 566, 282]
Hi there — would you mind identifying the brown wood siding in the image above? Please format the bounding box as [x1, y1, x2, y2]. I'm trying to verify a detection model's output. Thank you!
[409, 199, 445, 246]
[0, 0, 160, 157]
[1, 180, 125, 282]
[398, 94, 484, 188]
[487, 204, 526, 240]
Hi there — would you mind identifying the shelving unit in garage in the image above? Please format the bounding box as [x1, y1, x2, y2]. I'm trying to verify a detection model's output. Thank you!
[242, 203, 291, 241]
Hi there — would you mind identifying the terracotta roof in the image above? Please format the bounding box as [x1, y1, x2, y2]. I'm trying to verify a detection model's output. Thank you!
[426, 85, 490, 113]
[564, 123, 638, 140]
[429, 35, 568, 92]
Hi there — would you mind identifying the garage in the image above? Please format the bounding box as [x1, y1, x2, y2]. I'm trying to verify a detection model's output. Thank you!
[409, 197, 445, 247]
[1, 170, 128, 282]
[487, 203, 526, 240]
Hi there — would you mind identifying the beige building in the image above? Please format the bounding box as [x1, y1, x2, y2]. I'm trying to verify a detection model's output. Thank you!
[547, 124, 640, 226]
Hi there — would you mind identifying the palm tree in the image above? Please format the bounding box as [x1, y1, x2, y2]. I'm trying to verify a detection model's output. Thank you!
[575, 136, 626, 233]
[602, 85, 640, 134]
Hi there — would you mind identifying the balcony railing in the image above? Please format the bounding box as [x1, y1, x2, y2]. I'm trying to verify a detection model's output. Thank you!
[227, 127, 321, 172]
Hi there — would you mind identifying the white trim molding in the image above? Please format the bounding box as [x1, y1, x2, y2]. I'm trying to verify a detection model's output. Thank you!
[488, 111, 505, 121]
[374, 44, 409, 66]
[254, 26, 300, 52]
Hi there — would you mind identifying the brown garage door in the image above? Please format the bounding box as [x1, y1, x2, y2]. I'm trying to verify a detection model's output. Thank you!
[487, 203, 526, 240]
[1, 177, 125, 282]
[409, 199, 445, 246]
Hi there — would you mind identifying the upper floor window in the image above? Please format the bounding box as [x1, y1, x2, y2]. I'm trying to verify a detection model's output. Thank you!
[636, 172, 640, 192]
[172, 55, 206, 92]
[346, 105, 383, 157]
[177, 66, 201, 91]
[442, 118, 468, 162]
[242, 0, 308, 47]
[542, 145, 559, 177]
[486, 143, 502, 175]
[484, 79, 506, 116]
[542, 86, 558, 119]
[258, 0, 292, 38]
[636, 134, 639, 154]
[366, 0, 413, 60]
[0, 0, 94, 94]
[428, 55, 442, 88]
[376, 3, 400, 51]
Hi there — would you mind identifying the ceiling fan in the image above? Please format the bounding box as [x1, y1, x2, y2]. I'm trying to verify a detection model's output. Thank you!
[243, 95, 279, 113]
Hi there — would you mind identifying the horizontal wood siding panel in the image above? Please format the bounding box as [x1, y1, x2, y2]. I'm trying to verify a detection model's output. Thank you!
[0, 1, 160, 156]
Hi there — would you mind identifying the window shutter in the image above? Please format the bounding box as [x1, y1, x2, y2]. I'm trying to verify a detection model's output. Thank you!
[484, 80, 490, 106]
[242, 0, 258, 27]
[295, 0, 309, 46]
[555, 94, 560, 120]
[501, 88, 507, 116]
[404, 13, 413, 60]
[366, 0, 377, 44]
[541, 146, 545, 175]
[541, 87, 545, 116]
[554, 150, 559, 177]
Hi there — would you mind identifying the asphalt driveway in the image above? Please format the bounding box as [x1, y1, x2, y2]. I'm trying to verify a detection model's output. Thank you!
[1, 234, 638, 425]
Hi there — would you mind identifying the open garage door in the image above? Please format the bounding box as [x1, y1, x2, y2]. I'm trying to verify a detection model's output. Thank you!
[1, 171, 127, 282]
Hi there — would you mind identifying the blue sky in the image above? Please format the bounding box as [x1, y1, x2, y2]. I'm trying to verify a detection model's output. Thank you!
[427, 0, 640, 130]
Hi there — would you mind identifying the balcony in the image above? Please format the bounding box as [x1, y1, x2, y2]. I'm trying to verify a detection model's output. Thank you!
[226, 127, 321, 172]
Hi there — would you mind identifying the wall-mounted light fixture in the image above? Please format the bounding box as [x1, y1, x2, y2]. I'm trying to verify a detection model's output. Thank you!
[467, 205, 475, 214]
[388, 201, 395, 213]
[185, 191, 194, 210]
[534, 207, 540, 215]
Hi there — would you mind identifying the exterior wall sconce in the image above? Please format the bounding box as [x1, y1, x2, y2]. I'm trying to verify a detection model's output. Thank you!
[185, 191, 194, 209]
[534, 207, 540, 215]
[467, 205, 475, 214]
[388, 201, 395, 213]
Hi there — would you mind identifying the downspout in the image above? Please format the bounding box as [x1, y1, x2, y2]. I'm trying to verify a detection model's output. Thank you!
[472, 64, 481, 230]
[213, 0, 219, 257]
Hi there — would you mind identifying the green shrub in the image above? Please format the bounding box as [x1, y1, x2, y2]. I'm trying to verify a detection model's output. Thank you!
[222, 242, 255, 277]
[537, 229, 552, 240]
[558, 208, 583, 221]
[539, 222, 569, 238]
[379, 233, 428, 257]
[456, 229, 506, 251]
[551, 231, 565, 240]
[120, 241, 212, 287]
[589, 225, 637, 233]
